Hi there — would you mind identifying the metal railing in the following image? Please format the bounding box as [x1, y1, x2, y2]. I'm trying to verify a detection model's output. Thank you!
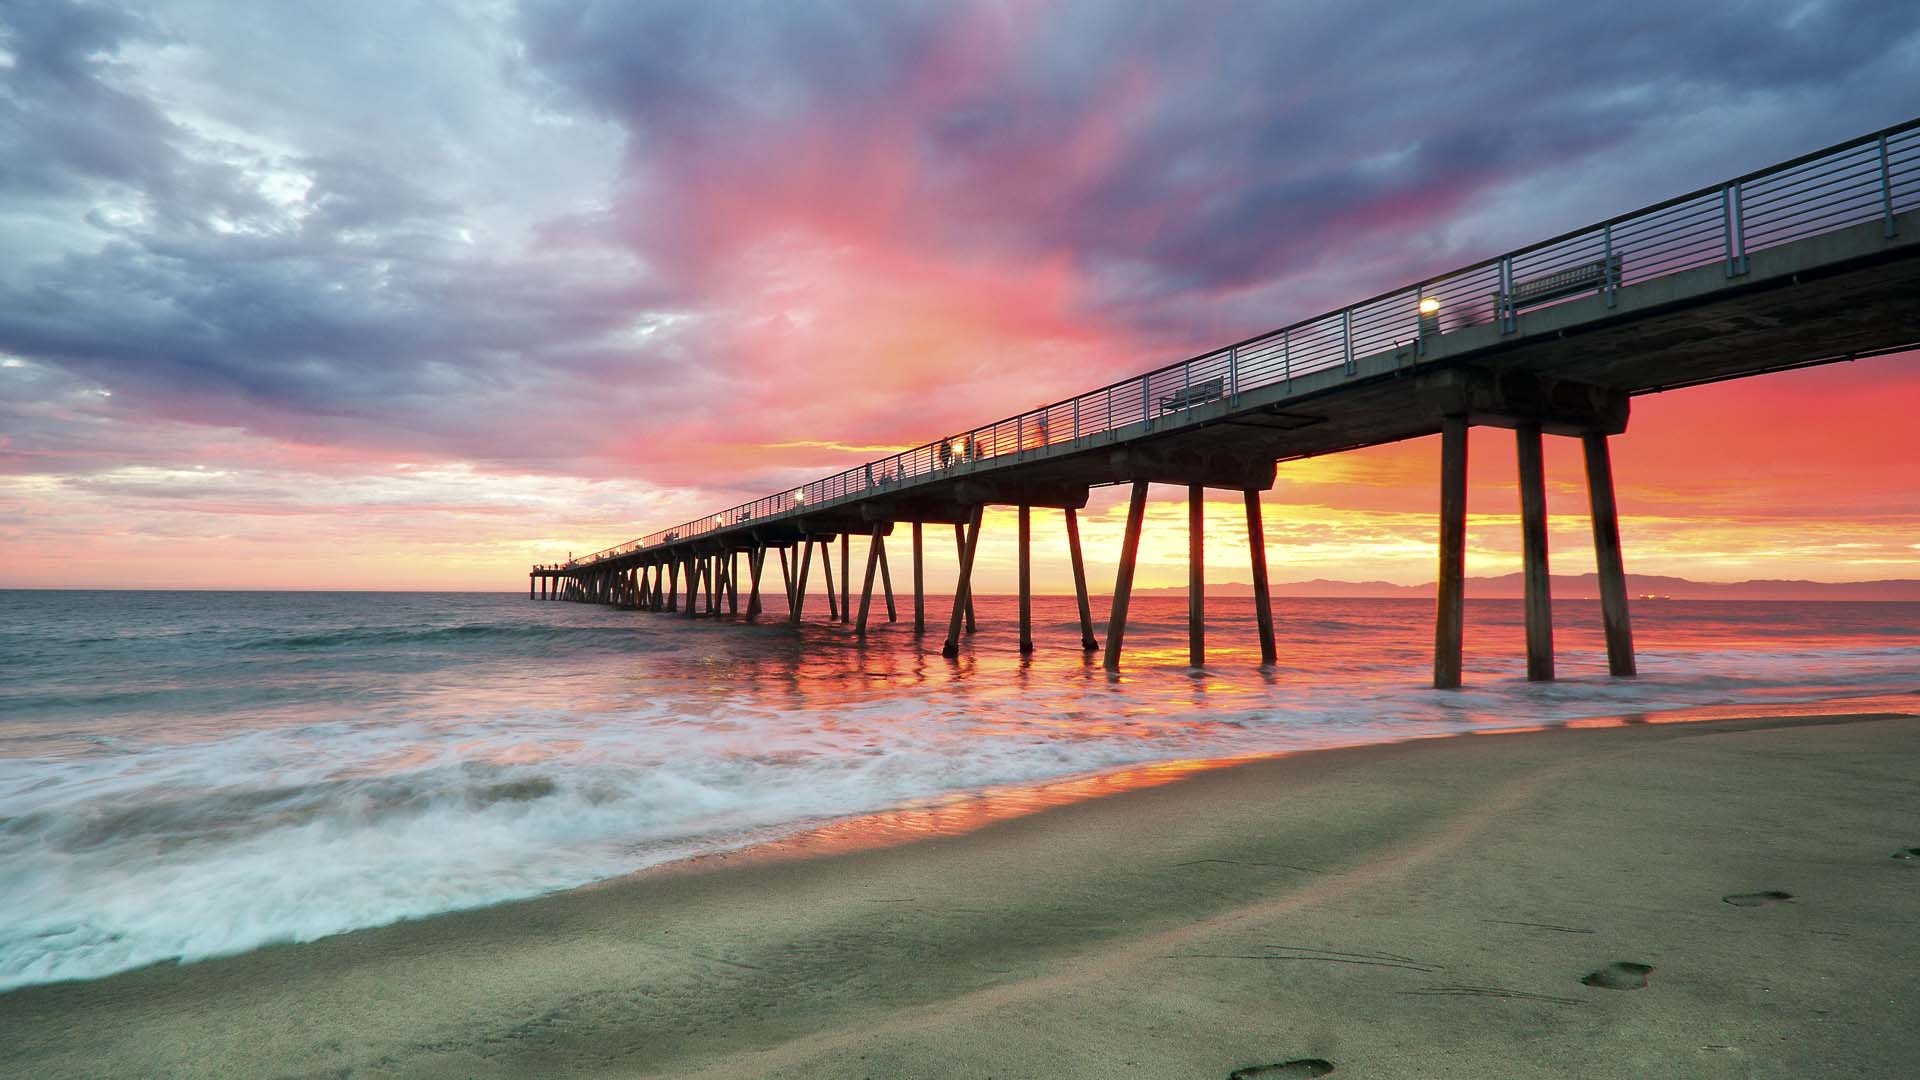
[560, 118, 1919, 570]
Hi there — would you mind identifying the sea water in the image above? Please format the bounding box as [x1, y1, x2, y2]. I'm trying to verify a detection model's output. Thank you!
[1, 588, 1915, 990]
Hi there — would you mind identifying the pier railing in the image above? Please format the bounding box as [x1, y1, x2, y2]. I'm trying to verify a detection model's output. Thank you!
[565, 118, 1919, 569]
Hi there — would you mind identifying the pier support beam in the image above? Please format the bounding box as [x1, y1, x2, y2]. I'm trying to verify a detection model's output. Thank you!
[1245, 490, 1277, 666]
[667, 560, 680, 613]
[1188, 484, 1205, 668]
[1583, 431, 1637, 676]
[840, 533, 851, 625]
[878, 536, 896, 622]
[857, 525, 883, 636]
[778, 547, 794, 614]
[1103, 480, 1151, 671]
[942, 506, 984, 659]
[953, 524, 977, 634]
[819, 540, 840, 621]
[1018, 504, 1034, 654]
[1516, 422, 1555, 681]
[911, 522, 926, 634]
[683, 555, 701, 619]
[1434, 415, 1468, 689]
[746, 547, 764, 620]
[792, 542, 813, 623]
[1065, 508, 1097, 651]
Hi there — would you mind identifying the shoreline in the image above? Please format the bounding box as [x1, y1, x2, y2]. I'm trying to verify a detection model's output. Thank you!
[5, 707, 1919, 1077]
[621, 689, 1920, 885]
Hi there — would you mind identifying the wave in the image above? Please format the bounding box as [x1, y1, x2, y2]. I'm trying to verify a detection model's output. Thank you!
[232, 621, 658, 651]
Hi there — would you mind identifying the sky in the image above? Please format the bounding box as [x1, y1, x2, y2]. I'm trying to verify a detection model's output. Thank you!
[2, 0, 1917, 592]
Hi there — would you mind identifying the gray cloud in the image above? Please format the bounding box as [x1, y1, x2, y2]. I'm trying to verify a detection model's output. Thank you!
[2, 0, 1916, 485]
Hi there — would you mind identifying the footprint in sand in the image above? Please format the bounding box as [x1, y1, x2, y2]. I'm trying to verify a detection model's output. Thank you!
[1229, 1060, 1335, 1079]
[1581, 961, 1654, 990]
[1892, 848, 1920, 860]
[1722, 890, 1794, 907]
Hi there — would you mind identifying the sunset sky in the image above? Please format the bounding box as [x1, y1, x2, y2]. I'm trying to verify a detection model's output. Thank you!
[2, 0, 1917, 592]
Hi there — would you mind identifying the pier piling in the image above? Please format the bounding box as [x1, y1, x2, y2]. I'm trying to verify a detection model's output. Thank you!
[1433, 415, 1468, 689]
[746, 547, 764, 620]
[1188, 484, 1205, 668]
[911, 522, 926, 633]
[943, 506, 984, 658]
[1103, 481, 1151, 672]
[1065, 507, 1097, 651]
[820, 540, 841, 621]
[839, 534, 850, 624]
[1245, 490, 1277, 666]
[778, 547, 794, 613]
[1018, 504, 1034, 654]
[857, 525, 883, 636]
[1584, 431, 1637, 676]
[793, 542, 813, 623]
[1516, 423, 1554, 681]
[953, 524, 977, 634]
[878, 536, 896, 621]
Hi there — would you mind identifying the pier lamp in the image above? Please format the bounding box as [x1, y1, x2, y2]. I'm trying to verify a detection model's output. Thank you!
[1417, 295, 1441, 337]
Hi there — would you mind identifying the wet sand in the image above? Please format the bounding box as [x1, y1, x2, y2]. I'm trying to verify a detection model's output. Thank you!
[5, 711, 1918, 1079]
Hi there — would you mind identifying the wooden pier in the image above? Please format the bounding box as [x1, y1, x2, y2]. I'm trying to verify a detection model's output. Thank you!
[534, 120, 1920, 686]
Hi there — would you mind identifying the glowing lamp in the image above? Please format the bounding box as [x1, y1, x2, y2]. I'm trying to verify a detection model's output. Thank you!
[1418, 297, 1441, 315]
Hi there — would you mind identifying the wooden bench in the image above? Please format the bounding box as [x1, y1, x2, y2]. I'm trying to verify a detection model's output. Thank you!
[1159, 376, 1225, 414]
[1496, 254, 1622, 313]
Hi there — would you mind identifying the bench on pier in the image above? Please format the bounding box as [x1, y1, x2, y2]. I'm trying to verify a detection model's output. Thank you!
[1496, 254, 1622, 313]
[1158, 376, 1225, 414]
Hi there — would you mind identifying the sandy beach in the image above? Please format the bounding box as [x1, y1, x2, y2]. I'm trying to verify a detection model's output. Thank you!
[4, 710, 1917, 1079]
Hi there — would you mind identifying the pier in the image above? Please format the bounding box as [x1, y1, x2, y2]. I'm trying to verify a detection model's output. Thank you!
[533, 119, 1920, 687]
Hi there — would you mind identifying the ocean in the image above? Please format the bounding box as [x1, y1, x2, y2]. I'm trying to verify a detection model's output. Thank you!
[1, 588, 1915, 991]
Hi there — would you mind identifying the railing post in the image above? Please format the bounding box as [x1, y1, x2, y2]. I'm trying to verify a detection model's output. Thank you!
[1735, 181, 1751, 274]
[1072, 398, 1080, 445]
[1228, 345, 1239, 404]
[1341, 308, 1355, 374]
[1723, 183, 1747, 277]
[1603, 222, 1617, 308]
[1141, 373, 1151, 429]
[1017, 414, 1024, 459]
[1498, 256, 1514, 333]
[1282, 327, 1291, 385]
[1881, 134, 1898, 238]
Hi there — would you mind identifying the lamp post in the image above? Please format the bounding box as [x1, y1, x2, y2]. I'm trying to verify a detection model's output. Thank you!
[1418, 295, 1441, 338]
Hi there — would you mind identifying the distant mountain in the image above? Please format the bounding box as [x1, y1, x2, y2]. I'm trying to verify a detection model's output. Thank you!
[1133, 573, 1920, 601]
